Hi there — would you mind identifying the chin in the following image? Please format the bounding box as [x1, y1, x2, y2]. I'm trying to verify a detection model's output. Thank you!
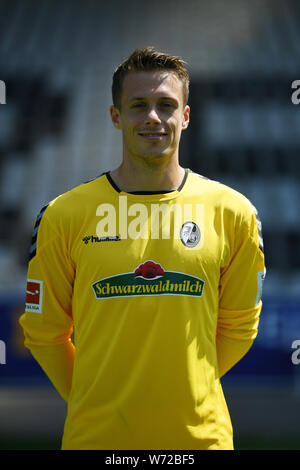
[140, 147, 173, 159]
[140, 153, 171, 164]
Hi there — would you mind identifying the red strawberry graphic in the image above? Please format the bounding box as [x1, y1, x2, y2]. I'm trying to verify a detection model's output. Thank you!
[134, 266, 142, 276]
[134, 261, 164, 279]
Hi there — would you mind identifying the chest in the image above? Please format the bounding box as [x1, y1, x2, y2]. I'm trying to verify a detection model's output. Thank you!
[70, 200, 225, 290]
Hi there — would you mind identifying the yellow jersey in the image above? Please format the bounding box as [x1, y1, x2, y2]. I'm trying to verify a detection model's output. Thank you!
[19, 169, 266, 450]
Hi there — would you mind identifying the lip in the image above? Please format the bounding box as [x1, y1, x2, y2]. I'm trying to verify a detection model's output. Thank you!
[138, 132, 167, 141]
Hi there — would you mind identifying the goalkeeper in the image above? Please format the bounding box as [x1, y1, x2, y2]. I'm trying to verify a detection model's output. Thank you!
[19, 47, 266, 450]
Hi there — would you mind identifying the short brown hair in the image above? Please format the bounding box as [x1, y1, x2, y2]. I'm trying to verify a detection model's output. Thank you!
[112, 46, 189, 109]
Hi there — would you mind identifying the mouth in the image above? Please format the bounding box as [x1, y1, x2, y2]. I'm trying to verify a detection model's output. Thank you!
[138, 132, 168, 141]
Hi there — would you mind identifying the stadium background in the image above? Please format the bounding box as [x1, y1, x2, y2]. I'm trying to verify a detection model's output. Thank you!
[0, 0, 300, 450]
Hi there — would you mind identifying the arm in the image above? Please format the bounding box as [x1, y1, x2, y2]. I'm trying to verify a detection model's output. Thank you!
[19, 201, 75, 400]
[29, 341, 75, 402]
[216, 334, 253, 379]
[217, 204, 266, 378]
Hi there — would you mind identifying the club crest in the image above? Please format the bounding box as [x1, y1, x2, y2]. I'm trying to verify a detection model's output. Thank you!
[180, 222, 201, 248]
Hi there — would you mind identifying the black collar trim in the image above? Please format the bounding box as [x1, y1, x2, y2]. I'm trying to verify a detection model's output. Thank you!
[105, 171, 121, 193]
[103, 168, 188, 195]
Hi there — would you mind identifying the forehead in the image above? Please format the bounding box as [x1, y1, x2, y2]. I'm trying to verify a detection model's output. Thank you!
[121, 71, 184, 104]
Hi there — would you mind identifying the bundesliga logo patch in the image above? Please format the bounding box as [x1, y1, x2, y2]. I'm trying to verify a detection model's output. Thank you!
[25, 279, 43, 313]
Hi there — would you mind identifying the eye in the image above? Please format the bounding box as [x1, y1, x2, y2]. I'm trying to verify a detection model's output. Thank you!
[131, 102, 146, 109]
[160, 101, 176, 109]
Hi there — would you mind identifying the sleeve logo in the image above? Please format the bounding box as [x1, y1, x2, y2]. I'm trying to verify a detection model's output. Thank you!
[255, 270, 266, 306]
[25, 279, 43, 313]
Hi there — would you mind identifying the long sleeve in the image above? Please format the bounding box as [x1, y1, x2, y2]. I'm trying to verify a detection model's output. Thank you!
[29, 341, 75, 402]
[216, 334, 253, 378]
[217, 204, 266, 377]
[19, 201, 75, 398]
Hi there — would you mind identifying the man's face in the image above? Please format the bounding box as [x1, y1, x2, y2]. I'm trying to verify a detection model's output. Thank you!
[110, 71, 190, 164]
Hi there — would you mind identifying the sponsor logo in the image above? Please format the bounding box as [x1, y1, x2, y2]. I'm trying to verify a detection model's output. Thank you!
[25, 279, 43, 313]
[92, 260, 205, 299]
[180, 222, 201, 248]
[82, 235, 121, 244]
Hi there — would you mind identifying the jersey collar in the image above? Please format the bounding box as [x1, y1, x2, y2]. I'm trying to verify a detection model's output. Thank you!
[104, 168, 189, 195]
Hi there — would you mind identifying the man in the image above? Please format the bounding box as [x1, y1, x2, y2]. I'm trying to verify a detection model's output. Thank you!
[19, 47, 266, 450]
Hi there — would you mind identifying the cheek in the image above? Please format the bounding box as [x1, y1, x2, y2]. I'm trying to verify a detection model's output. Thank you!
[122, 120, 138, 138]
[167, 112, 184, 128]
[168, 118, 183, 139]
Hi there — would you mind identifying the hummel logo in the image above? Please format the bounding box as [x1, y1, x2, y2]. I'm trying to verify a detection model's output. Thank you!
[82, 235, 121, 244]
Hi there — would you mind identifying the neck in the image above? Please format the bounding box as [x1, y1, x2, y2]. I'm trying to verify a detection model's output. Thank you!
[110, 158, 186, 192]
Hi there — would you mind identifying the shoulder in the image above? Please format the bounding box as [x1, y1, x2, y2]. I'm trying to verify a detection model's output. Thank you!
[35, 173, 109, 226]
[187, 169, 256, 218]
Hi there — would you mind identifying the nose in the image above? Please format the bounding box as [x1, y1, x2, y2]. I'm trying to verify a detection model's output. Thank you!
[144, 106, 161, 125]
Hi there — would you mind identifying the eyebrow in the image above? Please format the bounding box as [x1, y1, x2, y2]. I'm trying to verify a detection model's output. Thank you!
[128, 96, 178, 103]
[128, 97, 146, 102]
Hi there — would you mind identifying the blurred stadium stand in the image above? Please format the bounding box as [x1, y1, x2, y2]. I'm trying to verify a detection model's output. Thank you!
[0, 0, 299, 449]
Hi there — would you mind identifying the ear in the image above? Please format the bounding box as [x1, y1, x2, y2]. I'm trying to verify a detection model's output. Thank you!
[182, 105, 190, 131]
[110, 105, 122, 130]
